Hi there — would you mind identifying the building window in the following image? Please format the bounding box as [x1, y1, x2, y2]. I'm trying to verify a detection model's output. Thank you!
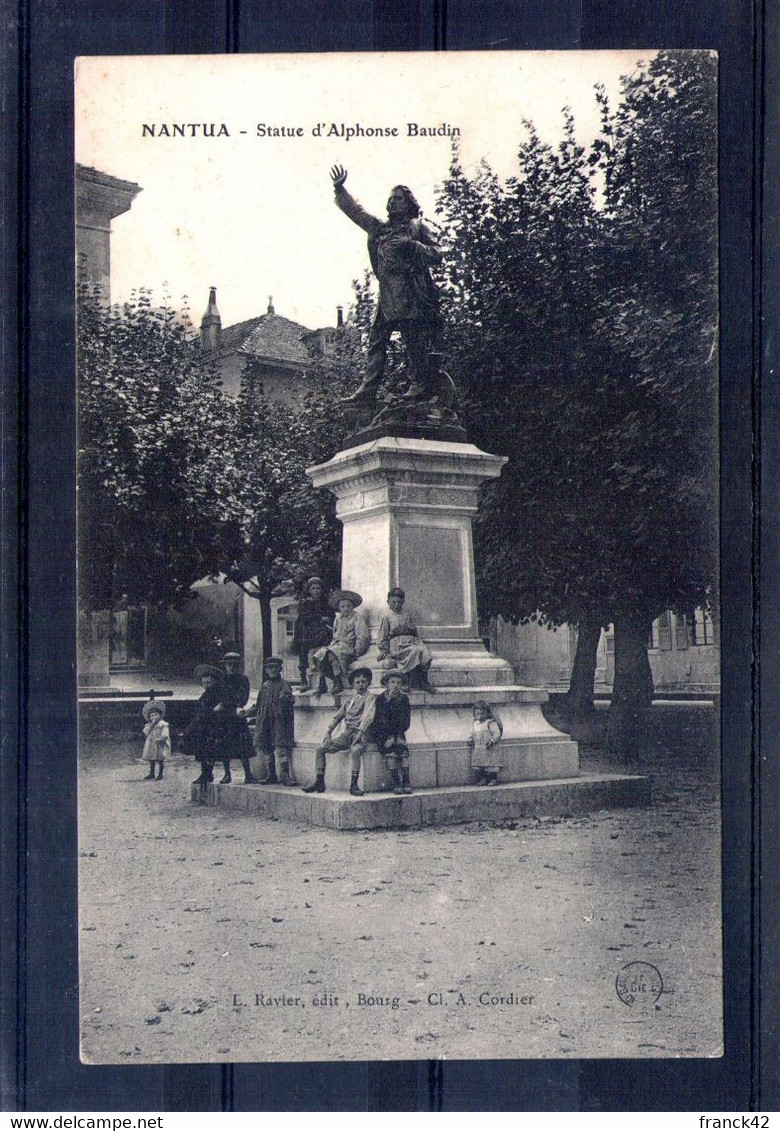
[649, 611, 673, 651]
[690, 607, 716, 646]
[603, 625, 615, 655]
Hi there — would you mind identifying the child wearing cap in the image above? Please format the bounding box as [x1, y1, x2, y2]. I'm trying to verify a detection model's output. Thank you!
[468, 700, 503, 785]
[292, 577, 333, 692]
[141, 699, 171, 781]
[248, 656, 297, 785]
[311, 590, 369, 697]
[302, 667, 376, 796]
[373, 669, 413, 794]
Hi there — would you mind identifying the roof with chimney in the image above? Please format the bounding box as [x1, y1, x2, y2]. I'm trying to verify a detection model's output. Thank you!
[222, 313, 316, 368]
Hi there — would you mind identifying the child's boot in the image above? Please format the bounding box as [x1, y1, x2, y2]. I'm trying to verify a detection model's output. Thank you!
[315, 674, 327, 698]
[278, 757, 298, 787]
[259, 753, 278, 785]
[302, 774, 326, 793]
[145, 762, 156, 780]
[349, 772, 364, 797]
[485, 772, 499, 786]
[401, 766, 413, 794]
[389, 767, 402, 794]
[416, 663, 438, 694]
[241, 758, 258, 784]
[156, 761, 164, 780]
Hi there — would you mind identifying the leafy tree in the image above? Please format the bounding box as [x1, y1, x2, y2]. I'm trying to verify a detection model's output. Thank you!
[77, 285, 233, 612]
[435, 51, 718, 759]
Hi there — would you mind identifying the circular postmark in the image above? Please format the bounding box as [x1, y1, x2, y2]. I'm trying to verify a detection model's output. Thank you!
[615, 961, 664, 1007]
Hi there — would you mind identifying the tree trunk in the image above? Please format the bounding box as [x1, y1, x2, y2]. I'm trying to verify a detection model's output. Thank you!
[563, 615, 602, 719]
[606, 606, 654, 764]
[260, 595, 273, 662]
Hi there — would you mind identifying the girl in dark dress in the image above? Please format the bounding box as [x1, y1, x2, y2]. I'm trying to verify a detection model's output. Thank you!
[183, 665, 228, 786]
[249, 656, 297, 785]
[218, 652, 258, 784]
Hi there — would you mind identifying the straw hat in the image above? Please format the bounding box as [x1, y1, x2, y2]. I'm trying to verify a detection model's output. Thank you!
[194, 664, 224, 682]
[380, 668, 406, 686]
[329, 588, 363, 609]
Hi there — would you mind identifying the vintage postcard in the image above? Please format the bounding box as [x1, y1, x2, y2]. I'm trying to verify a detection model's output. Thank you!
[75, 50, 722, 1063]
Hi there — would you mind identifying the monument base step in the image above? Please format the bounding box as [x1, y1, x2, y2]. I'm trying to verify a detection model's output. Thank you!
[191, 773, 651, 830]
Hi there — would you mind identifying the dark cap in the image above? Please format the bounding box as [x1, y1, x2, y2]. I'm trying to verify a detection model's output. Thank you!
[347, 666, 373, 685]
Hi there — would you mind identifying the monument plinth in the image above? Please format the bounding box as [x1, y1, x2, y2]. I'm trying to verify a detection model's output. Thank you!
[307, 435, 514, 687]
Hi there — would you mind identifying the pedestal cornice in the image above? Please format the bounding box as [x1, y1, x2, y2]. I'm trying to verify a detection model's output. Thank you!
[307, 436, 507, 490]
[308, 437, 508, 522]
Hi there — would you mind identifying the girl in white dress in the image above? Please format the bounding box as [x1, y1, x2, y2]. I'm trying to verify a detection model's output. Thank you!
[141, 699, 171, 781]
[468, 700, 502, 786]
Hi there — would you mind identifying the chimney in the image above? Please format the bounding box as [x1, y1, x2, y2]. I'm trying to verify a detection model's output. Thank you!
[200, 287, 222, 353]
[267, 295, 275, 315]
[336, 305, 344, 328]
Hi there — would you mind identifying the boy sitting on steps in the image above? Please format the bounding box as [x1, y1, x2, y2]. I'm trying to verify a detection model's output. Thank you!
[302, 666, 376, 796]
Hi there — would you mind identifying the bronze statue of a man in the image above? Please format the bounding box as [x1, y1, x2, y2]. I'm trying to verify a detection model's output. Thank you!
[331, 165, 442, 412]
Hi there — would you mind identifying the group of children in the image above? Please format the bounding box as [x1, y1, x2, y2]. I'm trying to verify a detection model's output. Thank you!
[178, 653, 296, 787]
[141, 582, 504, 795]
[293, 581, 436, 695]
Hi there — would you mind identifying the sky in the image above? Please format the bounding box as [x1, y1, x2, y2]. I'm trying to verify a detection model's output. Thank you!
[75, 50, 653, 331]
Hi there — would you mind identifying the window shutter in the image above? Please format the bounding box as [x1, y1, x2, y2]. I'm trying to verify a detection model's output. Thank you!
[674, 614, 689, 650]
[658, 611, 672, 651]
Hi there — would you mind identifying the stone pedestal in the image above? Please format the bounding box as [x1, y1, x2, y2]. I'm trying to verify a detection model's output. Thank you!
[307, 437, 514, 686]
[193, 773, 652, 830]
[196, 434, 651, 826]
[302, 435, 583, 797]
[290, 685, 578, 792]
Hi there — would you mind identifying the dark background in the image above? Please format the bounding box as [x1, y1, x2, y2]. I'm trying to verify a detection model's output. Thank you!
[3, 0, 775, 1112]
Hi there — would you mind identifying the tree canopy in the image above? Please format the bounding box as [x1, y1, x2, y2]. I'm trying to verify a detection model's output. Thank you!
[77, 287, 233, 610]
[435, 50, 718, 638]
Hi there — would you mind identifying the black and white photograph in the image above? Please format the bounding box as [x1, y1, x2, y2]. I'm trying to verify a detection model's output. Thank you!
[75, 49, 722, 1064]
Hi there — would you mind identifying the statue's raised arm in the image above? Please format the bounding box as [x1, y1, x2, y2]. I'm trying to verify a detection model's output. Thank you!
[330, 164, 348, 190]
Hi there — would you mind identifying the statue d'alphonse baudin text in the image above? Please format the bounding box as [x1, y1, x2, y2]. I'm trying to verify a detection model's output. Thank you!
[330, 166, 463, 441]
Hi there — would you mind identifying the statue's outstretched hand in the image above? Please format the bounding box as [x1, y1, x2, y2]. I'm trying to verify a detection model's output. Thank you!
[330, 164, 348, 189]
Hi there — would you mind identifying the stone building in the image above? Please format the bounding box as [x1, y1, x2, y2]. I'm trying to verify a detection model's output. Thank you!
[76, 165, 142, 686]
[489, 609, 719, 697]
[75, 164, 142, 301]
[198, 288, 352, 405]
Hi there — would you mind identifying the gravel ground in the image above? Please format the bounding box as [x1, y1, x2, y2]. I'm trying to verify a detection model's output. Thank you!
[78, 706, 722, 1063]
